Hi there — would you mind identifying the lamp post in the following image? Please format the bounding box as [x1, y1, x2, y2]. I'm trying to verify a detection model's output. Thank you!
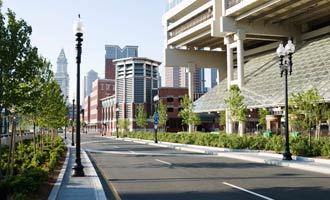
[72, 15, 85, 177]
[276, 39, 295, 161]
[116, 107, 119, 138]
[153, 95, 159, 143]
[64, 124, 67, 139]
[72, 99, 75, 146]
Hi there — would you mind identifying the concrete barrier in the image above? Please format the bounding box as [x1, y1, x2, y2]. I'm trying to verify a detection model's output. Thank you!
[0, 133, 34, 145]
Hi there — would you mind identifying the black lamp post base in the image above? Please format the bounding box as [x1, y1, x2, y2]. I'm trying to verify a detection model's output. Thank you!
[282, 151, 292, 160]
[72, 160, 85, 177]
[154, 128, 158, 143]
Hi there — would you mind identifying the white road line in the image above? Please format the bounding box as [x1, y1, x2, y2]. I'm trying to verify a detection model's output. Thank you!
[129, 151, 136, 154]
[113, 146, 120, 149]
[155, 159, 172, 166]
[222, 182, 274, 200]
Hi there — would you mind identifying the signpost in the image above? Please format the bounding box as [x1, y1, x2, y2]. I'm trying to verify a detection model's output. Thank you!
[153, 112, 159, 143]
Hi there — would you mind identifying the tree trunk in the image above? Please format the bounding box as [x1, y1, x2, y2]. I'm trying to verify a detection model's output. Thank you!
[33, 122, 36, 154]
[238, 121, 245, 137]
[7, 120, 16, 176]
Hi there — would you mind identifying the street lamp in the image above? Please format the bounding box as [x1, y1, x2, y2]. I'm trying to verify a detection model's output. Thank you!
[116, 107, 119, 138]
[72, 99, 75, 146]
[276, 39, 295, 161]
[72, 15, 84, 177]
[153, 95, 159, 143]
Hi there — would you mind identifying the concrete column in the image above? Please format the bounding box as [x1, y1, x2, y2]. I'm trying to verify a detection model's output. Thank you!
[187, 63, 195, 133]
[226, 109, 233, 134]
[234, 29, 245, 88]
[224, 36, 233, 89]
[217, 68, 221, 85]
[187, 63, 195, 101]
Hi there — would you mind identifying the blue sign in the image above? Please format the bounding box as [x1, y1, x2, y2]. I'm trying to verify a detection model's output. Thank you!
[153, 112, 159, 125]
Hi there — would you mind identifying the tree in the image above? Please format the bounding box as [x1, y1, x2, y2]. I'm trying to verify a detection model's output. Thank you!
[289, 87, 325, 141]
[136, 104, 147, 130]
[224, 85, 247, 136]
[218, 111, 226, 131]
[119, 118, 130, 133]
[0, 4, 50, 177]
[178, 95, 201, 133]
[258, 108, 268, 130]
[158, 99, 168, 131]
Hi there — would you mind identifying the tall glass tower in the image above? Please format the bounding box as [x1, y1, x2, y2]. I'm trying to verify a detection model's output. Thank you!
[55, 49, 69, 104]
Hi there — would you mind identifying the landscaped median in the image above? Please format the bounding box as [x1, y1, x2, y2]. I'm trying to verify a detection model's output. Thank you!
[121, 131, 330, 158]
[0, 135, 66, 200]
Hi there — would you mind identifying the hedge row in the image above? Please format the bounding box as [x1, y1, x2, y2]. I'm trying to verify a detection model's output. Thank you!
[0, 136, 65, 200]
[124, 131, 330, 158]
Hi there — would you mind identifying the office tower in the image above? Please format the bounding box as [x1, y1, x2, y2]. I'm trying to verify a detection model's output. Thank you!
[105, 45, 138, 79]
[55, 49, 69, 103]
[84, 69, 98, 98]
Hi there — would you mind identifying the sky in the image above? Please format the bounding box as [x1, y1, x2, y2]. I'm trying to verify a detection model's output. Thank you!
[2, 0, 168, 100]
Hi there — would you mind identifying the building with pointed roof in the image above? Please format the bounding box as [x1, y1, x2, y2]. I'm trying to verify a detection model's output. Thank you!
[55, 49, 69, 104]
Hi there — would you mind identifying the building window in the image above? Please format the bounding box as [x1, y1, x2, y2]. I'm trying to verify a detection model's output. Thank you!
[178, 107, 183, 112]
[178, 98, 183, 103]
[167, 97, 174, 102]
[167, 108, 174, 112]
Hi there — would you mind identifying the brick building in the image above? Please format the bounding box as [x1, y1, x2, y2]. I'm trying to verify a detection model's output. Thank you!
[86, 79, 115, 130]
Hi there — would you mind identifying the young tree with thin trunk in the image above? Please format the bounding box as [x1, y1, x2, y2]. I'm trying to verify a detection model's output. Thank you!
[178, 95, 201, 133]
[136, 104, 147, 130]
[224, 85, 247, 136]
[158, 100, 168, 132]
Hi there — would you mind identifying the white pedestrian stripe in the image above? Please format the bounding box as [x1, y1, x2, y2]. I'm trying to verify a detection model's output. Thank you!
[222, 182, 274, 200]
[129, 151, 136, 154]
[155, 159, 172, 166]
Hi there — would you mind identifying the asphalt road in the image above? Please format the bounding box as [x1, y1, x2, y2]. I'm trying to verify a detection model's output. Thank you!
[81, 134, 330, 200]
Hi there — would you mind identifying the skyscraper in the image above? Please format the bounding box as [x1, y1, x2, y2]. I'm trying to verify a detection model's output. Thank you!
[164, 66, 206, 97]
[55, 49, 69, 103]
[105, 45, 138, 79]
[84, 69, 98, 98]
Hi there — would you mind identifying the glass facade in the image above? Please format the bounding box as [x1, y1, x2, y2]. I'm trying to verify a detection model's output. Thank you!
[105, 45, 138, 60]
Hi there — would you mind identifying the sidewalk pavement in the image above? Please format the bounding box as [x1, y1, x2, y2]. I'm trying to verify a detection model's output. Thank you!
[49, 135, 330, 199]
[48, 139, 106, 200]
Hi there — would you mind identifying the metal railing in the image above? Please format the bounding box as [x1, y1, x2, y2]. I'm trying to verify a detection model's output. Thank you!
[225, 0, 245, 9]
[168, 8, 213, 39]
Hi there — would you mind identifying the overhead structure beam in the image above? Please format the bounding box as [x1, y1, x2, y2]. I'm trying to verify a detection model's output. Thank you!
[235, 0, 281, 21]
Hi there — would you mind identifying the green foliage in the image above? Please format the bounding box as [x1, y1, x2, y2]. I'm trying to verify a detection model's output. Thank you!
[0, 136, 65, 198]
[218, 111, 226, 130]
[125, 131, 330, 158]
[136, 104, 147, 129]
[258, 108, 268, 128]
[289, 87, 324, 134]
[158, 99, 168, 129]
[178, 95, 201, 132]
[119, 118, 131, 132]
[224, 85, 248, 123]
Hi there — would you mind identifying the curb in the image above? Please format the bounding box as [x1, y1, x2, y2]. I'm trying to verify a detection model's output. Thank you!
[113, 137, 330, 175]
[81, 149, 107, 200]
[48, 140, 71, 200]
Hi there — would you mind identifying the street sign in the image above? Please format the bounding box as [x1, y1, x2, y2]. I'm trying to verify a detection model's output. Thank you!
[153, 112, 159, 125]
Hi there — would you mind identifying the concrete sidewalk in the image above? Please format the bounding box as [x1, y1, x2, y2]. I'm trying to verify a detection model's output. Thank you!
[48, 140, 106, 200]
[115, 137, 330, 175]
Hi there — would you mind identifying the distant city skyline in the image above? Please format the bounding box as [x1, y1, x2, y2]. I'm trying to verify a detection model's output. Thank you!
[3, 0, 167, 101]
